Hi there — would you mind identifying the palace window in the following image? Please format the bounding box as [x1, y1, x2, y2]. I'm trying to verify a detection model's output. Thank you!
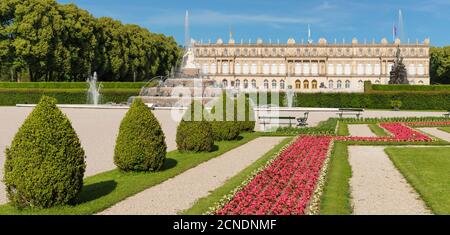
[251, 49, 256, 56]
[280, 80, 285, 89]
[272, 48, 277, 56]
[235, 79, 240, 88]
[280, 49, 285, 56]
[235, 63, 241, 74]
[329, 80, 334, 89]
[337, 80, 342, 89]
[357, 64, 364, 75]
[417, 64, 424, 75]
[222, 63, 229, 74]
[388, 63, 394, 73]
[202, 64, 209, 74]
[243, 49, 248, 56]
[312, 80, 318, 89]
[222, 79, 228, 87]
[345, 80, 351, 88]
[365, 64, 372, 75]
[211, 63, 217, 74]
[418, 80, 424, 85]
[279, 64, 286, 75]
[311, 63, 318, 75]
[263, 64, 270, 75]
[327, 64, 334, 75]
[271, 64, 278, 75]
[295, 80, 301, 89]
[243, 79, 248, 89]
[223, 49, 228, 56]
[251, 79, 257, 88]
[264, 79, 269, 89]
[212, 49, 216, 56]
[358, 80, 364, 88]
[243, 63, 249, 74]
[375, 80, 380, 84]
[296, 49, 301, 56]
[264, 48, 269, 56]
[295, 63, 301, 75]
[272, 79, 277, 89]
[203, 49, 208, 55]
[344, 64, 351, 75]
[235, 49, 240, 56]
[374, 64, 381, 75]
[303, 80, 310, 89]
[408, 64, 416, 75]
[303, 63, 310, 75]
[251, 63, 257, 74]
[336, 64, 343, 75]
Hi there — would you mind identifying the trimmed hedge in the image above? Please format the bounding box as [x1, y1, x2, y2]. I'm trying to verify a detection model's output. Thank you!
[176, 120, 214, 152]
[114, 98, 167, 172]
[0, 82, 147, 89]
[0, 88, 139, 105]
[3, 96, 86, 209]
[276, 118, 338, 136]
[371, 84, 450, 91]
[210, 121, 240, 141]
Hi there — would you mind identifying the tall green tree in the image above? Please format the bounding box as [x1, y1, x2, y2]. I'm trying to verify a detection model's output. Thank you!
[430, 46, 450, 84]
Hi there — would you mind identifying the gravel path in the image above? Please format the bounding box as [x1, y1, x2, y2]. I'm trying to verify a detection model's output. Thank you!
[0, 107, 181, 205]
[417, 127, 450, 142]
[98, 137, 286, 215]
[348, 146, 431, 215]
[348, 124, 377, 137]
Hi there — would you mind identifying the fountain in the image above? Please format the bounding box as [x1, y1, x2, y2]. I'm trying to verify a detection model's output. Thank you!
[87, 72, 101, 106]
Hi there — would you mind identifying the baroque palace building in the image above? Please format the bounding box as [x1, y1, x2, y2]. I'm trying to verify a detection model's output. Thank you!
[192, 37, 430, 93]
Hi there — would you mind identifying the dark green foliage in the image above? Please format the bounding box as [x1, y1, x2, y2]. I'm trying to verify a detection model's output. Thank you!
[114, 99, 166, 172]
[430, 46, 450, 84]
[0, 82, 147, 89]
[176, 102, 214, 152]
[210, 121, 240, 141]
[276, 118, 338, 136]
[3, 96, 86, 209]
[371, 84, 450, 91]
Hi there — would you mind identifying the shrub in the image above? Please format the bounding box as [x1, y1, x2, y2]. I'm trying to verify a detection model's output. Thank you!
[114, 98, 167, 171]
[176, 101, 214, 152]
[210, 121, 240, 141]
[3, 96, 86, 209]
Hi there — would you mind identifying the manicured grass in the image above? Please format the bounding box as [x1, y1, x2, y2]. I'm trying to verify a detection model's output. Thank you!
[368, 123, 390, 137]
[319, 142, 352, 215]
[438, 127, 450, 134]
[181, 137, 293, 215]
[337, 121, 348, 136]
[0, 132, 260, 215]
[386, 147, 450, 214]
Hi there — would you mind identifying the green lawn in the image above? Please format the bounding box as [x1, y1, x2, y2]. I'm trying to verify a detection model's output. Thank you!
[368, 123, 390, 137]
[386, 147, 450, 214]
[438, 127, 450, 134]
[0, 132, 260, 215]
[181, 137, 293, 215]
[319, 142, 352, 215]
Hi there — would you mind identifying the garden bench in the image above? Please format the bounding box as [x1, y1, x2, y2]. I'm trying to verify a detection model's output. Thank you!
[296, 112, 309, 126]
[336, 108, 364, 119]
[444, 110, 450, 118]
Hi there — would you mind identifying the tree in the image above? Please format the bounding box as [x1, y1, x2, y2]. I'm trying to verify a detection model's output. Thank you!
[430, 46, 450, 84]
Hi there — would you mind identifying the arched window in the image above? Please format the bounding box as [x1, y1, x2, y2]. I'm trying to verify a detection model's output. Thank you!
[417, 64, 424, 75]
[336, 64, 343, 75]
[223, 49, 228, 56]
[211, 63, 217, 74]
[264, 79, 269, 89]
[271, 64, 278, 75]
[345, 80, 350, 88]
[280, 80, 285, 89]
[295, 63, 301, 75]
[235, 49, 240, 56]
[243, 79, 248, 89]
[337, 80, 342, 89]
[327, 64, 334, 75]
[251, 63, 257, 74]
[235, 63, 241, 74]
[251, 79, 257, 88]
[263, 64, 270, 74]
[312, 80, 318, 89]
[222, 63, 229, 74]
[235, 79, 240, 88]
[358, 80, 363, 88]
[418, 80, 424, 85]
[295, 80, 301, 89]
[375, 80, 380, 84]
[303, 80, 310, 89]
[311, 63, 318, 75]
[243, 63, 249, 74]
[329, 80, 334, 89]
[279, 64, 286, 75]
[272, 79, 277, 89]
[222, 79, 228, 87]
[202, 64, 209, 74]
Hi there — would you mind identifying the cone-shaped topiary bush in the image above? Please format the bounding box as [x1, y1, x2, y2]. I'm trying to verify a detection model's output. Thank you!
[3, 96, 86, 209]
[176, 101, 214, 152]
[114, 98, 167, 171]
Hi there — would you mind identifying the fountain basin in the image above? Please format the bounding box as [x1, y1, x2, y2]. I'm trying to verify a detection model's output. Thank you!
[16, 104, 129, 109]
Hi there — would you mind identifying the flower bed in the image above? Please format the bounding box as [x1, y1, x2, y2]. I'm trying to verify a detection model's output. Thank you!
[214, 121, 448, 215]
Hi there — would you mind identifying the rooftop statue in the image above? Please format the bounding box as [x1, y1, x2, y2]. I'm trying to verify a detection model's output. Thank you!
[388, 46, 409, 84]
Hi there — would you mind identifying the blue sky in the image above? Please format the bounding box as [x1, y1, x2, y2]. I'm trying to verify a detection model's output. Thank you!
[57, 0, 450, 46]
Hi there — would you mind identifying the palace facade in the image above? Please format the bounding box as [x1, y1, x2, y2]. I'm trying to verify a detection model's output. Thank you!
[192, 37, 430, 92]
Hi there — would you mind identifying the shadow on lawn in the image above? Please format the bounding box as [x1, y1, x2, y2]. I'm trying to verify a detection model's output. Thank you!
[76, 180, 117, 204]
[160, 158, 178, 170]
